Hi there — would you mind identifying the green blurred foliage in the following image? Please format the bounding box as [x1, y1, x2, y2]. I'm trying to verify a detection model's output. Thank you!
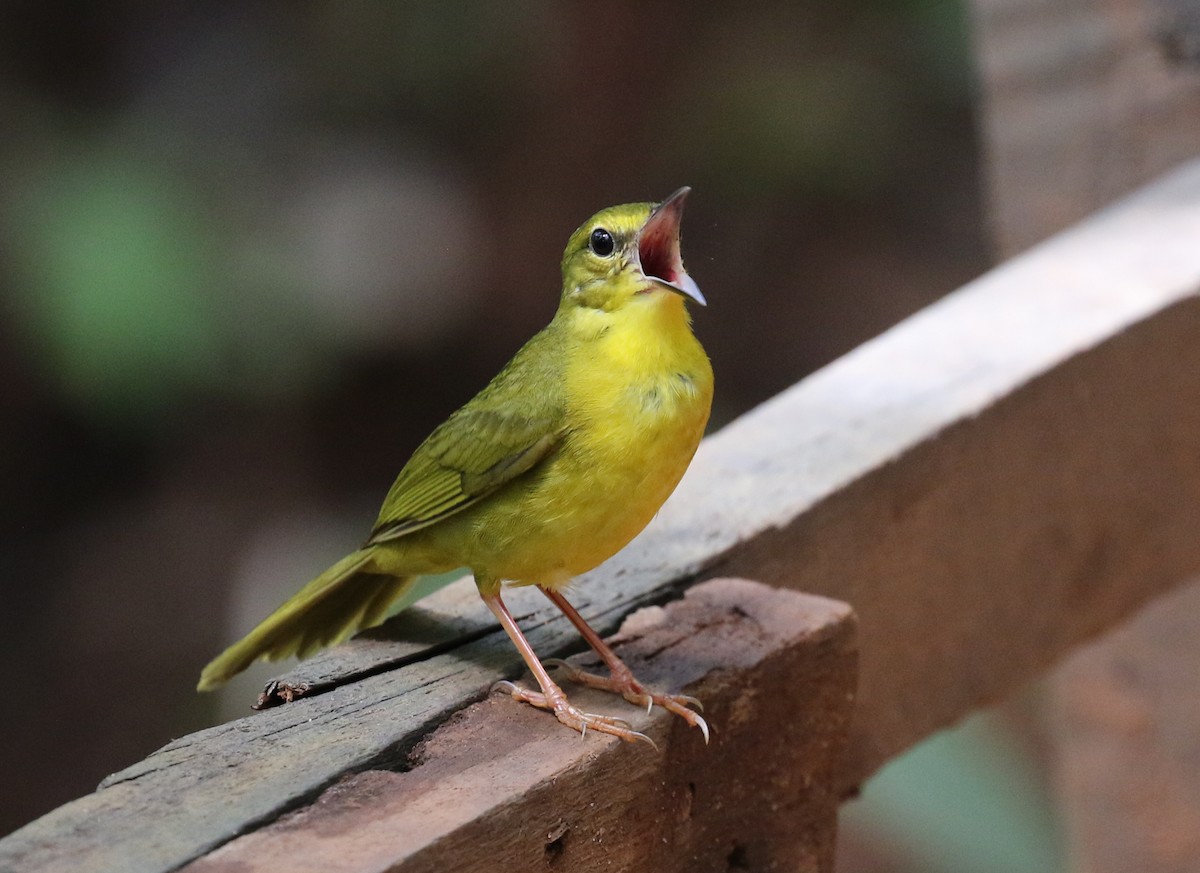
[9, 151, 224, 419]
[843, 706, 1065, 873]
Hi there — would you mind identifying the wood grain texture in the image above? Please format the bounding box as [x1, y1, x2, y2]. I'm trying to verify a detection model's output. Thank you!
[3, 160, 1200, 873]
[183, 580, 857, 873]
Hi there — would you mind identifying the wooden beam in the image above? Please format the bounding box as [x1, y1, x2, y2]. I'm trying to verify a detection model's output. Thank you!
[3, 159, 1200, 873]
[182, 580, 857, 873]
[970, 4, 1200, 868]
[694, 157, 1200, 788]
[969, 0, 1200, 256]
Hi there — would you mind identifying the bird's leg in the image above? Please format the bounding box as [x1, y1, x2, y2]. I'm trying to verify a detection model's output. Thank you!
[541, 588, 709, 743]
[481, 588, 654, 746]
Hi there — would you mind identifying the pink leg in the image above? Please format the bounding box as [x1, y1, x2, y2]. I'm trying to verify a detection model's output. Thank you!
[481, 588, 653, 746]
[542, 587, 709, 743]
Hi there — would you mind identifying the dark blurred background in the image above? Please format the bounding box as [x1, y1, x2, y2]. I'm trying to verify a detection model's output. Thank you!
[1, 1, 1044, 867]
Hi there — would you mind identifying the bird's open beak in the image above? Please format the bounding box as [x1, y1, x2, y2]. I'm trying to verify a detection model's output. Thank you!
[636, 187, 706, 306]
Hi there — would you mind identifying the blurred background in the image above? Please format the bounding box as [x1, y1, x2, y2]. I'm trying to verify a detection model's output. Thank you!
[0, 1, 1068, 869]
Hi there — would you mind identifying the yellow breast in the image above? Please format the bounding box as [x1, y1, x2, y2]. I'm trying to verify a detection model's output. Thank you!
[496, 293, 713, 586]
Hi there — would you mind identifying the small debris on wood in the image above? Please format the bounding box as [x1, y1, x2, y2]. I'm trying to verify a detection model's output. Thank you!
[253, 680, 312, 710]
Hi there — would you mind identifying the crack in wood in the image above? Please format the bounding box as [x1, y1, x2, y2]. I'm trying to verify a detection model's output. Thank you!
[254, 621, 501, 708]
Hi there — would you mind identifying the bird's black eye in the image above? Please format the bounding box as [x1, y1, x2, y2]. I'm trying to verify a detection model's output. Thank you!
[589, 227, 615, 257]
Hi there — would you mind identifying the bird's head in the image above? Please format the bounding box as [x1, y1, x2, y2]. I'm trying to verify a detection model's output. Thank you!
[559, 187, 705, 314]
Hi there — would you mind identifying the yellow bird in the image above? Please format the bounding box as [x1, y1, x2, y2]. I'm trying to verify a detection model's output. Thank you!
[199, 188, 713, 744]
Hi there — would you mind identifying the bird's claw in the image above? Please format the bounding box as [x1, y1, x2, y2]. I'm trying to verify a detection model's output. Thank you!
[546, 658, 709, 743]
[491, 678, 655, 747]
[677, 694, 704, 712]
[490, 679, 522, 697]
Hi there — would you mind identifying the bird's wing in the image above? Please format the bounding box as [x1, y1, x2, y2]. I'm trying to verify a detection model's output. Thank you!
[364, 339, 566, 545]
[364, 408, 562, 544]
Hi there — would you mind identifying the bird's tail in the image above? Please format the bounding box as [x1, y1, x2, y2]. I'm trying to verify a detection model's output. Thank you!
[197, 549, 416, 691]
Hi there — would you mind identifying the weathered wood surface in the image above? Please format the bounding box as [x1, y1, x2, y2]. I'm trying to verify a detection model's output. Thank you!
[3, 159, 1200, 872]
[712, 158, 1200, 784]
[969, 0, 1200, 256]
[184, 580, 857, 873]
[970, 4, 1200, 869]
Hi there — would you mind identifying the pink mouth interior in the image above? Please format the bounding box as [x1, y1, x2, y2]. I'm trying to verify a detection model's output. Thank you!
[638, 219, 681, 286]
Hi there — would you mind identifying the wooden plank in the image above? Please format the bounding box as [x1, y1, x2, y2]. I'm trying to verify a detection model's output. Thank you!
[694, 158, 1200, 786]
[182, 580, 857, 873]
[3, 159, 1200, 872]
[969, 0, 1200, 256]
[970, 5, 1200, 868]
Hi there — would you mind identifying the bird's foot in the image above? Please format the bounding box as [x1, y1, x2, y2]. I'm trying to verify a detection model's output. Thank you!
[491, 679, 656, 748]
[546, 658, 709, 744]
